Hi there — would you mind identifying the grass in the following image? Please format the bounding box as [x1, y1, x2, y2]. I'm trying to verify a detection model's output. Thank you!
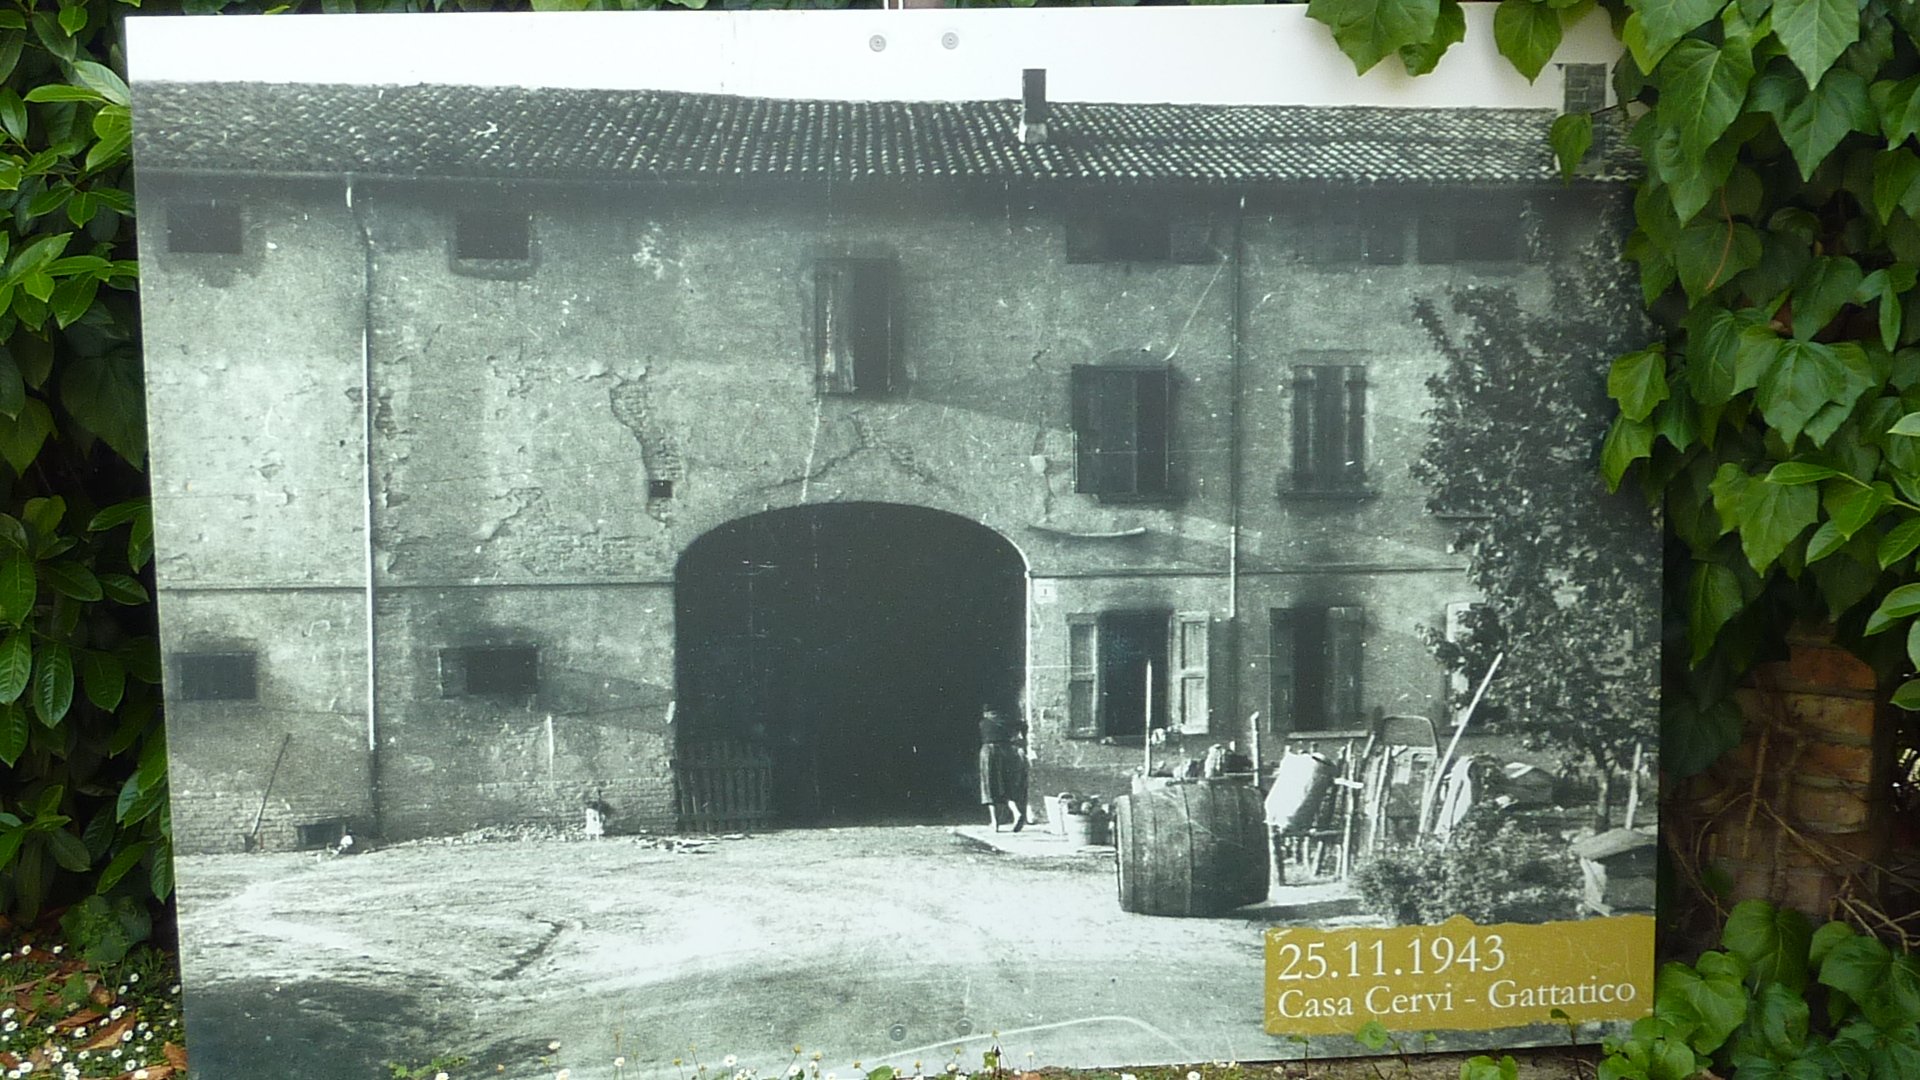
[0, 931, 186, 1080]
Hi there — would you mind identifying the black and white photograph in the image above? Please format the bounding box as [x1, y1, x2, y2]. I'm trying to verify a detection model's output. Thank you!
[126, 10, 1659, 1079]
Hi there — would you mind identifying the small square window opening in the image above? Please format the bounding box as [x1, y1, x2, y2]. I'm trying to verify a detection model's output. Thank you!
[177, 651, 259, 701]
[648, 479, 675, 500]
[441, 644, 538, 697]
[455, 210, 532, 261]
[168, 201, 243, 255]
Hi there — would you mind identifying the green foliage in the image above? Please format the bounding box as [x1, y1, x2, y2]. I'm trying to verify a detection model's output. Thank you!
[1350, 820, 1582, 926]
[1311, 0, 1920, 778]
[1597, 900, 1920, 1080]
[1411, 245, 1659, 821]
[0, 0, 167, 935]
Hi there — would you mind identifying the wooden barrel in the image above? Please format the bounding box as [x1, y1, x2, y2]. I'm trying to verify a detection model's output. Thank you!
[1114, 781, 1269, 917]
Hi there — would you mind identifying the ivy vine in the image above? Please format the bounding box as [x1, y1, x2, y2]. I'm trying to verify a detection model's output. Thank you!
[1312, 0, 1920, 776]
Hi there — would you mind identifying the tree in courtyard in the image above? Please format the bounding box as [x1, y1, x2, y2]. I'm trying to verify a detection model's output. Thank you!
[1410, 210, 1660, 832]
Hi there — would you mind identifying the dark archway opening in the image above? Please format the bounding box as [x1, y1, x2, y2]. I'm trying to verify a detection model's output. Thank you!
[675, 503, 1025, 826]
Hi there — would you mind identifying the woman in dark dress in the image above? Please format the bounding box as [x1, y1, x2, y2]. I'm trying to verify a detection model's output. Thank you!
[978, 707, 1030, 832]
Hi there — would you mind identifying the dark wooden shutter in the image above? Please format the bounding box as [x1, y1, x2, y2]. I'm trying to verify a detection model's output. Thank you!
[1291, 368, 1318, 489]
[1343, 366, 1368, 486]
[815, 262, 859, 395]
[1325, 606, 1365, 726]
[1073, 367, 1134, 494]
[1269, 609, 1296, 734]
[1137, 367, 1171, 495]
[1172, 611, 1211, 734]
[1067, 614, 1099, 737]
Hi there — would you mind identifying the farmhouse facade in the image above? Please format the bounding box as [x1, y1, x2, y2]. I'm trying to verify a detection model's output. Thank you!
[134, 70, 1631, 854]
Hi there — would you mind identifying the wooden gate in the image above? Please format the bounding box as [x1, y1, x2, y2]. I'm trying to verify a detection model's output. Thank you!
[672, 739, 773, 833]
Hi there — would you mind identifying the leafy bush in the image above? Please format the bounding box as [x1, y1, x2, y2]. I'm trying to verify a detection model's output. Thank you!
[1350, 820, 1581, 926]
[1600, 899, 1920, 1080]
[0, 0, 169, 936]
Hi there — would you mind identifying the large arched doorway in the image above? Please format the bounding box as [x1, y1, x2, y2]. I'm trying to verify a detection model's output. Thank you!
[675, 503, 1025, 826]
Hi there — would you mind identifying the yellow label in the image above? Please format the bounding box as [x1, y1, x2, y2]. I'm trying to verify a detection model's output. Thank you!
[1265, 914, 1654, 1035]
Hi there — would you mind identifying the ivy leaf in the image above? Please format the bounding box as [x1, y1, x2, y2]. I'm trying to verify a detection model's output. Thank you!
[1793, 256, 1865, 339]
[1666, 693, 1744, 767]
[0, 699, 24, 767]
[1675, 220, 1764, 303]
[1632, 0, 1725, 73]
[1688, 306, 1779, 405]
[1734, 478, 1819, 571]
[1550, 112, 1593, 182]
[1723, 899, 1813, 990]
[1602, 414, 1655, 491]
[1875, 150, 1920, 226]
[0, 398, 53, 475]
[1494, 0, 1562, 82]
[1307, 0, 1442, 74]
[0, 632, 31, 704]
[1764, 462, 1843, 484]
[31, 642, 71, 727]
[1806, 520, 1848, 563]
[1398, 0, 1464, 75]
[1821, 935, 1895, 999]
[1774, 0, 1861, 87]
[1865, 582, 1920, 634]
[1826, 480, 1892, 539]
[1876, 73, 1920, 147]
[1660, 38, 1758, 164]
[1881, 515, 1920, 566]
[1758, 339, 1852, 446]
[1895, 677, 1920, 709]
[1611, 347, 1671, 420]
[1777, 70, 1875, 181]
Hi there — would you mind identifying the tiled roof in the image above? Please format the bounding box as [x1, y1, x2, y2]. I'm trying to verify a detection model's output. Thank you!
[132, 81, 1632, 186]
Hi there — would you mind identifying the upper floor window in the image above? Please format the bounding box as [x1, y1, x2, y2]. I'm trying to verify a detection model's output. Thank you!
[1288, 364, 1369, 497]
[815, 258, 896, 396]
[454, 210, 532, 262]
[176, 651, 258, 701]
[167, 200, 242, 255]
[440, 644, 538, 697]
[1417, 205, 1526, 264]
[1066, 211, 1213, 264]
[1071, 363, 1172, 499]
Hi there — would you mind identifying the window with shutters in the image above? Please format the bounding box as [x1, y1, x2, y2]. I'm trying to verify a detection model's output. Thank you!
[814, 258, 896, 396]
[440, 644, 539, 698]
[1268, 606, 1364, 733]
[1072, 364, 1173, 499]
[1065, 610, 1209, 739]
[176, 651, 258, 702]
[1288, 365, 1369, 496]
[1066, 211, 1213, 264]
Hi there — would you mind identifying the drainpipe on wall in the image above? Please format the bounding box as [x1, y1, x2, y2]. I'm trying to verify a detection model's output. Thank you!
[346, 176, 383, 838]
[1228, 196, 1246, 743]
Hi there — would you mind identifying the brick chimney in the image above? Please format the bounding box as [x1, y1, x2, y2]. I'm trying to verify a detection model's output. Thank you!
[1020, 68, 1049, 145]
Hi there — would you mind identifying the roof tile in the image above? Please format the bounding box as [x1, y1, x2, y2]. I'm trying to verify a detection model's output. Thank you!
[132, 82, 1636, 186]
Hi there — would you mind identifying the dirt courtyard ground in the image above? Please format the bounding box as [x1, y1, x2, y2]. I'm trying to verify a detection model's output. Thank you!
[171, 827, 1554, 1080]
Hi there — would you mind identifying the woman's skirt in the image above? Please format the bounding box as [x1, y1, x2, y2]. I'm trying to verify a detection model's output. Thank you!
[979, 742, 1030, 805]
